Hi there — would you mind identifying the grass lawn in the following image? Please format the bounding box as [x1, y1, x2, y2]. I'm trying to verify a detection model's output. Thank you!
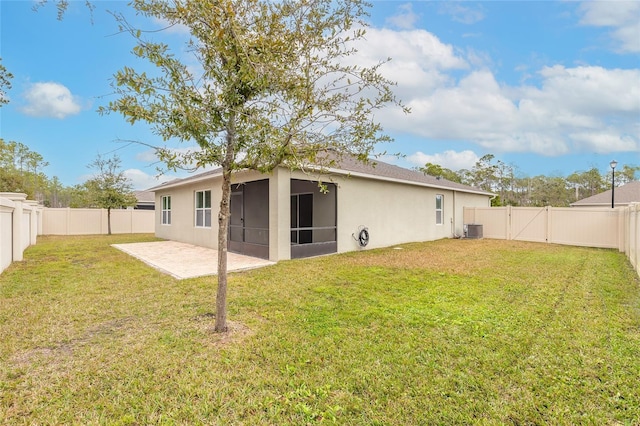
[1, 235, 639, 425]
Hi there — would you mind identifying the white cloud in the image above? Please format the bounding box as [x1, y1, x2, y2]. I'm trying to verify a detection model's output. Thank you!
[135, 149, 159, 163]
[152, 17, 191, 35]
[578, 1, 640, 53]
[355, 27, 468, 71]
[350, 27, 467, 102]
[353, 26, 640, 157]
[131, 146, 228, 190]
[439, 3, 485, 25]
[21, 82, 82, 119]
[385, 3, 420, 30]
[392, 69, 519, 141]
[407, 150, 480, 170]
[532, 65, 640, 115]
[569, 131, 639, 153]
[124, 168, 175, 190]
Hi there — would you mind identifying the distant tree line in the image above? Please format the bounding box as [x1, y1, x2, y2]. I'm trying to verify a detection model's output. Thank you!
[0, 138, 136, 212]
[419, 154, 640, 207]
[1, 140, 638, 208]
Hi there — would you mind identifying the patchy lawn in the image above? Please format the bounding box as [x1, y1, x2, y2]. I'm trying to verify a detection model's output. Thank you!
[1, 235, 639, 425]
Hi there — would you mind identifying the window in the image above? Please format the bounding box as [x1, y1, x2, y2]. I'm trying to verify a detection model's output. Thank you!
[161, 195, 171, 225]
[435, 194, 443, 225]
[195, 190, 212, 227]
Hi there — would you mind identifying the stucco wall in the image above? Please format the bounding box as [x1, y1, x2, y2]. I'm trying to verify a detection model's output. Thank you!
[155, 179, 219, 249]
[286, 169, 490, 253]
[333, 174, 482, 253]
[155, 170, 270, 250]
[153, 168, 491, 260]
[452, 191, 492, 237]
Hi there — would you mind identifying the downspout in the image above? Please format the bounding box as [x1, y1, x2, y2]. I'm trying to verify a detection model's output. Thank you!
[452, 190, 456, 238]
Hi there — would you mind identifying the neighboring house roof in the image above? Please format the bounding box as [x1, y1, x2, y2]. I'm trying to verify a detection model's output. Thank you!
[570, 180, 640, 207]
[149, 155, 493, 197]
[134, 190, 155, 206]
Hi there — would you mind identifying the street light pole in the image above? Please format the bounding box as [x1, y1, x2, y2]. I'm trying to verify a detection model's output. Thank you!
[610, 160, 618, 208]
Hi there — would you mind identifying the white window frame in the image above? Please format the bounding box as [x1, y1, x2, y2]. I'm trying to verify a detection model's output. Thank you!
[161, 195, 171, 225]
[435, 194, 443, 225]
[195, 190, 212, 228]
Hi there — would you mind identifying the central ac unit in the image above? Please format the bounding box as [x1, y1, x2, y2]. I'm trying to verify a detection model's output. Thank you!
[464, 224, 483, 239]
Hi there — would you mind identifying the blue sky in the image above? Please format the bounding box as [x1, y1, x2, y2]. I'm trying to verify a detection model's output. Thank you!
[1, 1, 639, 190]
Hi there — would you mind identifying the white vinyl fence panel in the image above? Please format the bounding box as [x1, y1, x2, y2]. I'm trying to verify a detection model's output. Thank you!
[464, 204, 638, 278]
[0, 193, 41, 275]
[41, 208, 155, 235]
[0, 199, 14, 273]
[1, 200, 155, 275]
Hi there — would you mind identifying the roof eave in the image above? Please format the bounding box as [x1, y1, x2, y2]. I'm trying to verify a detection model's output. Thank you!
[148, 170, 224, 192]
[148, 164, 493, 197]
[319, 166, 494, 196]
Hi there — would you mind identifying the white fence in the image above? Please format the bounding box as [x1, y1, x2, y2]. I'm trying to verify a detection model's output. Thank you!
[0, 193, 42, 274]
[0, 193, 155, 275]
[42, 208, 155, 235]
[3, 194, 638, 277]
[464, 204, 640, 276]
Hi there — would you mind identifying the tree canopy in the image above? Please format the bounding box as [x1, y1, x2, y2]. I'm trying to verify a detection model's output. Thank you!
[0, 58, 13, 107]
[0, 139, 49, 199]
[82, 154, 137, 234]
[418, 156, 640, 207]
[102, 0, 406, 332]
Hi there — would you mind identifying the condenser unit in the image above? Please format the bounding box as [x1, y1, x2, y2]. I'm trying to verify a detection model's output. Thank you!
[464, 224, 483, 239]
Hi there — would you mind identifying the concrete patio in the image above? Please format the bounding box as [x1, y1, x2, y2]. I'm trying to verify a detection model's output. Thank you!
[112, 241, 275, 280]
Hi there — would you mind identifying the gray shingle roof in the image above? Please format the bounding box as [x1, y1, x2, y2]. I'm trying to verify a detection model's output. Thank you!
[134, 190, 155, 203]
[149, 154, 493, 196]
[323, 154, 492, 195]
[570, 180, 640, 207]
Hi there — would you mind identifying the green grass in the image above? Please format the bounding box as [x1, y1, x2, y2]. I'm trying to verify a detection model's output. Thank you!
[1, 235, 639, 425]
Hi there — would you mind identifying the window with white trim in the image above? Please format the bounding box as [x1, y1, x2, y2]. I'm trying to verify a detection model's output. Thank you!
[195, 190, 212, 228]
[161, 195, 171, 225]
[435, 194, 443, 225]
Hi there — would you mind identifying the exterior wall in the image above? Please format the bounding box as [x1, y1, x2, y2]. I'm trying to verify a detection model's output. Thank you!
[154, 170, 269, 251]
[269, 168, 291, 261]
[154, 169, 491, 261]
[42, 208, 154, 235]
[155, 179, 219, 248]
[331, 173, 490, 253]
[453, 192, 491, 237]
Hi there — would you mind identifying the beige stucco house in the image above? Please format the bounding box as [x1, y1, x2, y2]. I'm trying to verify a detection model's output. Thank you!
[149, 156, 493, 262]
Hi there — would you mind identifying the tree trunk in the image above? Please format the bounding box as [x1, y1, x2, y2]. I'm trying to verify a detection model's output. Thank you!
[214, 112, 237, 333]
[215, 167, 232, 333]
[107, 207, 112, 235]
